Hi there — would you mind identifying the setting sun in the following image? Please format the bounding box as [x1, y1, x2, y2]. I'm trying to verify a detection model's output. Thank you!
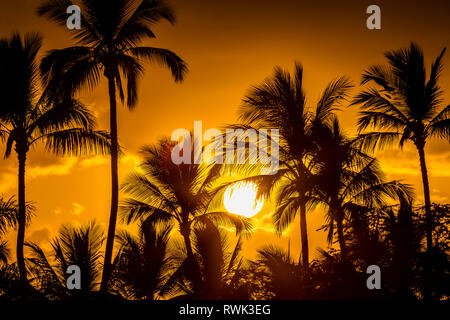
[224, 181, 264, 218]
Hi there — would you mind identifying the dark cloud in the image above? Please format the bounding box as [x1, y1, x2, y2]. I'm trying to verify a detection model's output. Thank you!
[28, 148, 67, 168]
[427, 139, 450, 156]
[28, 227, 50, 245]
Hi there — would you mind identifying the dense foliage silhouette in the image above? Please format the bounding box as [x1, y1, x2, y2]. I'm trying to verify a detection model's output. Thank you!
[0, 2, 448, 301]
[37, 0, 188, 290]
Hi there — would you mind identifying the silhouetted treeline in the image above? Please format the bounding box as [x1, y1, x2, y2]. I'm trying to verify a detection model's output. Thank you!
[0, 0, 449, 301]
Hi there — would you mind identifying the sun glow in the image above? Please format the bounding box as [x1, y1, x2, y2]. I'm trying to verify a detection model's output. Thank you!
[224, 182, 264, 218]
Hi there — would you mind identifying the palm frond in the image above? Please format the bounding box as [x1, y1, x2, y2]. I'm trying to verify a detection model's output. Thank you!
[120, 198, 175, 224]
[316, 76, 353, 123]
[353, 131, 400, 153]
[115, 0, 176, 46]
[128, 47, 188, 83]
[195, 211, 253, 236]
[43, 128, 111, 156]
[429, 118, 450, 140]
[0, 240, 9, 266]
[37, 0, 101, 44]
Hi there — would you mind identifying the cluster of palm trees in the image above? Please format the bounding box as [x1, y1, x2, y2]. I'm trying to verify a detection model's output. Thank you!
[0, 0, 449, 301]
[0, 0, 187, 294]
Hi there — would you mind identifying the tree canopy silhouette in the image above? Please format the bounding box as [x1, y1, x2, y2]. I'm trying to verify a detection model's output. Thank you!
[237, 63, 353, 271]
[0, 32, 110, 285]
[352, 43, 450, 253]
[37, 0, 188, 291]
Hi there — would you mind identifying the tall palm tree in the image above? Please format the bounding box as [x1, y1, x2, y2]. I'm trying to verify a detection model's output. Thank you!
[26, 222, 104, 299]
[238, 63, 353, 271]
[312, 118, 412, 260]
[352, 43, 450, 253]
[0, 33, 110, 284]
[37, 0, 188, 290]
[112, 218, 173, 300]
[121, 138, 251, 265]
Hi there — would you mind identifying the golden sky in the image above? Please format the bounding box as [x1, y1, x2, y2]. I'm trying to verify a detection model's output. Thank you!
[1, 0, 450, 260]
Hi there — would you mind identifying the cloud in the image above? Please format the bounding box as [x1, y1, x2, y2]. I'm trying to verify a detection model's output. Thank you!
[426, 139, 450, 156]
[79, 154, 141, 169]
[28, 227, 51, 245]
[71, 203, 85, 216]
[121, 153, 142, 167]
[79, 156, 109, 168]
[52, 203, 86, 217]
[377, 146, 450, 178]
[0, 157, 79, 194]
[28, 158, 78, 179]
[0, 172, 16, 194]
[0, 152, 132, 194]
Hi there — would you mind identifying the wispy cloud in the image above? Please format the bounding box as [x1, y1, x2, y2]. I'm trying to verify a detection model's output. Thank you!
[71, 202, 85, 216]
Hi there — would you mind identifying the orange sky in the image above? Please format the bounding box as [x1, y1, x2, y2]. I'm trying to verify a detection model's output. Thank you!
[1, 0, 450, 260]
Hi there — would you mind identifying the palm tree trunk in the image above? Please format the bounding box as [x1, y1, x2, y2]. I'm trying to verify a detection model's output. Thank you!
[181, 225, 194, 261]
[101, 74, 120, 292]
[16, 149, 27, 283]
[416, 146, 432, 251]
[416, 145, 433, 300]
[299, 202, 309, 273]
[183, 234, 194, 259]
[181, 225, 201, 294]
[336, 217, 347, 261]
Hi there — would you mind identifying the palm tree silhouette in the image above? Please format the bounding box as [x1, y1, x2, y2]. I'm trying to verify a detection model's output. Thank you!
[26, 222, 104, 299]
[238, 63, 352, 271]
[312, 118, 412, 260]
[0, 33, 110, 285]
[112, 218, 173, 300]
[0, 197, 19, 267]
[37, 0, 188, 290]
[0, 242, 8, 269]
[0, 264, 20, 299]
[343, 191, 427, 299]
[0, 197, 19, 236]
[162, 220, 248, 299]
[252, 245, 301, 299]
[382, 193, 419, 298]
[121, 138, 251, 266]
[352, 43, 450, 253]
[0, 196, 35, 299]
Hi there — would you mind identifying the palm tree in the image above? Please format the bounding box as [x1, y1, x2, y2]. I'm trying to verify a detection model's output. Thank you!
[0, 33, 110, 284]
[252, 245, 302, 299]
[162, 220, 248, 299]
[37, 0, 188, 290]
[121, 138, 251, 266]
[26, 222, 104, 299]
[0, 196, 19, 236]
[112, 218, 173, 300]
[0, 242, 8, 269]
[352, 43, 450, 253]
[238, 63, 353, 271]
[0, 196, 33, 299]
[381, 194, 419, 298]
[0, 196, 19, 268]
[312, 118, 412, 260]
[0, 264, 20, 298]
[344, 191, 423, 299]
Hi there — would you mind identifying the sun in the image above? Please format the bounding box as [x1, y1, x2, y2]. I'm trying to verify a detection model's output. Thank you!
[224, 181, 264, 218]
